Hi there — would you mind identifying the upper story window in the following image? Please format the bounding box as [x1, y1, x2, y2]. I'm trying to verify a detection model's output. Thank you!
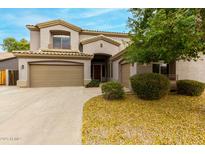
[50, 30, 71, 49]
[53, 35, 71, 49]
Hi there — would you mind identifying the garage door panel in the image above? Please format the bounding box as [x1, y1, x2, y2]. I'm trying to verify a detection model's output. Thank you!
[121, 63, 130, 88]
[30, 64, 83, 87]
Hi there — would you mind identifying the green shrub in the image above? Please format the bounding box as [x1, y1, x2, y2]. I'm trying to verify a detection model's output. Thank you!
[130, 73, 170, 100]
[177, 80, 205, 96]
[101, 81, 124, 100]
[85, 80, 100, 88]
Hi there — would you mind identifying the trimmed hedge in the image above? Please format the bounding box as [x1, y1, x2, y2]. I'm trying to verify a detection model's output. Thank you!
[101, 81, 124, 100]
[85, 80, 100, 88]
[177, 80, 205, 96]
[130, 73, 170, 100]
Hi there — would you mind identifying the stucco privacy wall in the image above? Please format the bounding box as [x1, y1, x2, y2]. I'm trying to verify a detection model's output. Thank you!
[30, 31, 40, 51]
[17, 58, 91, 87]
[176, 56, 205, 82]
[40, 25, 79, 50]
[83, 40, 119, 56]
[80, 34, 130, 52]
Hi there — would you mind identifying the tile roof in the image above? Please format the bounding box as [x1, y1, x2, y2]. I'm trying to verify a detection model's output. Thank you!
[80, 34, 121, 46]
[13, 49, 93, 59]
[82, 29, 128, 35]
[26, 19, 129, 38]
[0, 52, 16, 61]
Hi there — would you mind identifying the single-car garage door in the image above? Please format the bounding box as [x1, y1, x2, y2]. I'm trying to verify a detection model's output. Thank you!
[30, 64, 84, 87]
[121, 63, 130, 88]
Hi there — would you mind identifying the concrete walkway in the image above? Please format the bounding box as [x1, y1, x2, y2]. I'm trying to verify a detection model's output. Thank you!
[0, 86, 101, 144]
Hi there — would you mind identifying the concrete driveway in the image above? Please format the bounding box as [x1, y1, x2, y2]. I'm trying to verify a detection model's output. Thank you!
[0, 86, 101, 144]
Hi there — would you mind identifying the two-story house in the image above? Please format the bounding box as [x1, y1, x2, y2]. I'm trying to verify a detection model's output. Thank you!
[13, 19, 133, 87]
[10, 19, 205, 88]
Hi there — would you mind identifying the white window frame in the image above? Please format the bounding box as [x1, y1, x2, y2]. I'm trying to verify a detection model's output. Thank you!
[152, 62, 168, 74]
[53, 35, 71, 49]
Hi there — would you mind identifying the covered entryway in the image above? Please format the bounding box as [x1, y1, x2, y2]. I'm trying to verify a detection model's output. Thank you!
[120, 63, 130, 88]
[91, 54, 111, 82]
[30, 64, 84, 87]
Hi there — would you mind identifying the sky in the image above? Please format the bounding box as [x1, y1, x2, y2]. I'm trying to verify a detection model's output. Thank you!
[0, 8, 132, 51]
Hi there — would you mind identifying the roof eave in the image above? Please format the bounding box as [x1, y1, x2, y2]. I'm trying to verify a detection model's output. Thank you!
[13, 51, 94, 60]
[26, 25, 40, 31]
[14, 53, 93, 60]
[111, 49, 127, 61]
[36, 20, 82, 32]
[26, 20, 129, 37]
[0, 57, 16, 62]
[81, 30, 129, 38]
[81, 35, 121, 46]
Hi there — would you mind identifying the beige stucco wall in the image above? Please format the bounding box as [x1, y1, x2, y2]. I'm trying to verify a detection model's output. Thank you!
[80, 34, 95, 41]
[17, 58, 91, 87]
[83, 40, 119, 56]
[176, 56, 205, 82]
[80, 34, 130, 53]
[112, 58, 121, 81]
[130, 63, 137, 76]
[29, 23, 130, 55]
[39, 25, 79, 50]
[30, 31, 40, 51]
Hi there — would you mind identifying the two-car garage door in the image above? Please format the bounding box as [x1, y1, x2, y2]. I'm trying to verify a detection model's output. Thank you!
[30, 64, 84, 87]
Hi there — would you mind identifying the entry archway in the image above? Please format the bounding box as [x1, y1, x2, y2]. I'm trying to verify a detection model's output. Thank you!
[91, 53, 111, 82]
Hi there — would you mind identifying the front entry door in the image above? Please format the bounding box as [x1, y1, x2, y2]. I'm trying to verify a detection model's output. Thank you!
[93, 65, 101, 81]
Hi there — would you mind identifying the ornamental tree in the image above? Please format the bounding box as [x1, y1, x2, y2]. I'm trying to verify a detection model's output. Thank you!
[2, 37, 29, 52]
[125, 8, 205, 64]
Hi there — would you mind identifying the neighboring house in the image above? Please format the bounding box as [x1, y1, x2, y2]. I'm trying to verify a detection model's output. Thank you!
[6, 19, 205, 88]
[0, 52, 18, 85]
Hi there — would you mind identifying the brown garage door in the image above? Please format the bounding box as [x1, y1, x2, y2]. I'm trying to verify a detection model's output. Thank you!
[30, 64, 84, 87]
[121, 63, 130, 88]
